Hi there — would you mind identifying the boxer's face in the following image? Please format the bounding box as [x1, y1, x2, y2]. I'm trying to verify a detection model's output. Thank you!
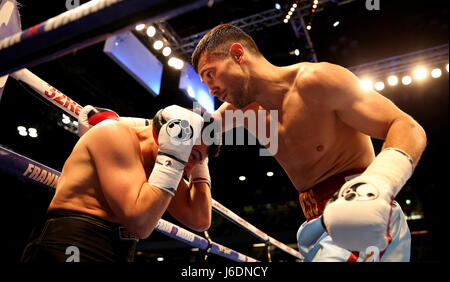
[198, 51, 252, 109]
[184, 143, 209, 176]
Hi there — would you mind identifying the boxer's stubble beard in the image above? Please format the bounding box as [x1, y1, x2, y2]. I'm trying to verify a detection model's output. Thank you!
[230, 73, 253, 109]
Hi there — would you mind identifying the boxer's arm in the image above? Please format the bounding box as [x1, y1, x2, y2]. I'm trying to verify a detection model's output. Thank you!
[86, 123, 172, 238]
[166, 179, 212, 232]
[304, 62, 427, 166]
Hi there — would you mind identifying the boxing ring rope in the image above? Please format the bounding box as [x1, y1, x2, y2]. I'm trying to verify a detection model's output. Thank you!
[10, 68, 303, 260]
[0, 144, 258, 262]
[0, 0, 301, 261]
[0, 0, 219, 76]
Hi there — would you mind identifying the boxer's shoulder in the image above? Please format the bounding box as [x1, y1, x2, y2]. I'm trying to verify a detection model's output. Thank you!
[82, 121, 140, 152]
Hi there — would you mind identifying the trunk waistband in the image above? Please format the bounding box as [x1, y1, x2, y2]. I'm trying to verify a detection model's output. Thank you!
[299, 168, 366, 221]
[46, 209, 139, 241]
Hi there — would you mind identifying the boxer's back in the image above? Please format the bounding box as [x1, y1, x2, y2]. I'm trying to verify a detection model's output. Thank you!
[48, 130, 120, 223]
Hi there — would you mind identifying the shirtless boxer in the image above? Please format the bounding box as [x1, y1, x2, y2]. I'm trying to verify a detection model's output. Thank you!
[21, 105, 219, 262]
[192, 24, 427, 261]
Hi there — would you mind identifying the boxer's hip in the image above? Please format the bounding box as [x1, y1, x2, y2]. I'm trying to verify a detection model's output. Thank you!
[21, 209, 138, 262]
[299, 168, 366, 221]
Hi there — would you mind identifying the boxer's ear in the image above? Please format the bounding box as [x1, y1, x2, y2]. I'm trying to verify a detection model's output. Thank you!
[229, 43, 244, 63]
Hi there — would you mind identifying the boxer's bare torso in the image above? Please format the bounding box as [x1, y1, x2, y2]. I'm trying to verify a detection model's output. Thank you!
[48, 124, 156, 223]
[215, 62, 377, 192]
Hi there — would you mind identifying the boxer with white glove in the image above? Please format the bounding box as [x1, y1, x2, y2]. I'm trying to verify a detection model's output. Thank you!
[148, 105, 204, 196]
[322, 147, 414, 252]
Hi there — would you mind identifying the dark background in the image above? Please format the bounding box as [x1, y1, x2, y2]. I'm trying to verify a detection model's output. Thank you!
[0, 0, 447, 262]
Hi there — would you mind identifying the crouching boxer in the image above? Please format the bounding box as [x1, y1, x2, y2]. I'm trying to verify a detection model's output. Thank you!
[20, 105, 220, 262]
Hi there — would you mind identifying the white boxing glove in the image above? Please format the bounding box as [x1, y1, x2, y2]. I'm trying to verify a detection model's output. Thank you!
[322, 148, 414, 252]
[147, 105, 204, 196]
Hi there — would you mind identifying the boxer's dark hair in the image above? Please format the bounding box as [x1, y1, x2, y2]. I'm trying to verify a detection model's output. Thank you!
[192, 24, 261, 73]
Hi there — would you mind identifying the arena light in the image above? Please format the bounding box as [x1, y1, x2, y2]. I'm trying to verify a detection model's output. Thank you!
[153, 40, 163, 50]
[283, 18, 289, 23]
[294, 49, 300, 56]
[28, 128, 38, 138]
[275, 3, 281, 10]
[168, 57, 184, 70]
[62, 114, 71, 124]
[266, 171, 274, 177]
[360, 79, 373, 90]
[413, 67, 427, 80]
[17, 126, 27, 136]
[333, 21, 340, 27]
[286, 15, 291, 20]
[402, 75, 412, 85]
[293, 3, 298, 8]
[387, 75, 399, 86]
[374, 81, 385, 91]
[162, 46, 171, 57]
[431, 68, 442, 78]
[156, 257, 164, 262]
[135, 23, 145, 31]
[239, 176, 246, 181]
[306, 25, 312, 30]
[146, 26, 156, 37]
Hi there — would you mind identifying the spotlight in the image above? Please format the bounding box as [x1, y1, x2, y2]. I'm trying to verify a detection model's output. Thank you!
[374, 81, 385, 91]
[446, 63, 449, 72]
[413, 67, 427, 80]
[292, 3, 297, 8]
[333, 21, 340, 27]
[294, 49, 300, 56]
[162, 47, 172, 57]
[168, 57, 184, 70]
[62, 114, 71, 124]
[135, 23, 145, 31]
[431, 68, 442, 78]
[387, 75, 398, 86]
[266, 171, 274, 177]
[239, 176, 246, 181]
[275, 3, 281, 10]
[28, 128, 38, 138]
[402, 75, 412, 85]
[306, 25, 311, 30]
[290, 7, 295, 12]
[146, 26, 156, 37]
[283, 18, 289, 23]
[153, 40, 163, 50]
[286, 15, 291, 20]
[361, 79, 373, 90]
[17, 126, 27, 136]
